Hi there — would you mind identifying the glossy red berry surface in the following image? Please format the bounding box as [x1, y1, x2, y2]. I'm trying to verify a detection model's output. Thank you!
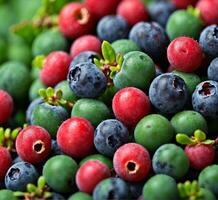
[172, 0, 198, 9]
[70, 35, 101, 58]
[167, 36, 203, 72]
[40, 51, 71, 87]
[85, 0, 121, 20]
[196, 0, 218, 25]
[59, 3, 95, 39]
[113, 143, 151, 182]
[16, 125, 51, 164]
[0, 90, 13, 124]
[117, 0, 149, 26]
[0, 146, 12, 180]
[57, 117, 94, 158]
[76, 160, 111, 193]
[185, 144, 215, 170]
[112, 87, 150, 127]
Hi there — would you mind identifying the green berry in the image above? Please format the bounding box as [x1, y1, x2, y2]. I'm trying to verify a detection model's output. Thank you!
[111, 39, 140, 55]
[29, 79, 46, 101]
[71, 99, 110, 127]
[43, 155, 78, 193]
[199, 165, 218, 197]
[134, 114, 174, 152]
[143, 174, 179, 200]
[79, 154, 113, 169]
[199, 188, 216, 200]
[0, 190, 17, 200]
[171, 110, 208, 136]
[114, 51, 155, 90]
[152, 144, 189, 179]
[68, 192, 92, 200]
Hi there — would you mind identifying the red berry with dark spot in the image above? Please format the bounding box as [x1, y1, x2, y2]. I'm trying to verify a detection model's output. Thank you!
[16, 125, 51, 164]
[167, 36, 203, 72]
[85, 0, 121, 20]
[70, 35, 101, 58]
[0, 90, 13, 124]
[117, 0, 149, 26]
[57, 117, 94, 158]
[112, 87, 150, 127]
[59, 3, 95, 39]
[185, 144, 215, 170]
[40, 51, 71, 87]
[76, 160, 111, 193]
[113, 143, 151, 182]
[0, 146, 12, 180]
[172, 0, 198, 9]
[196, 0, 218, 25]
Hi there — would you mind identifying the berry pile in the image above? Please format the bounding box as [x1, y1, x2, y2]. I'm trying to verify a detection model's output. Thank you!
[0, 0, 218, 199]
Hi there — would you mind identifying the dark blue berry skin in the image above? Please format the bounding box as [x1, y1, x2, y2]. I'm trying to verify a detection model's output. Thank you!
[129, 22, 169, 62]
[26, 98, 43, 124]
[69, 51, 100, 70]
[149, 73, 188, 114]
[94, 119, 129, 157]
[5, 162, 39, 192]
[97, 15, 129, 43]
[208, 57, 218, 81]
[52, 193, 66, 200]
[93, 178, 129, 200]
[128, 181, 144, 199]
[192, 81, 218, 117]
[199, 25, 218, 59]
[148, 1, 175, 28]
[51, 140, 64, 156]
[12, 156, 23, 164]
[68, 62, 107, 98]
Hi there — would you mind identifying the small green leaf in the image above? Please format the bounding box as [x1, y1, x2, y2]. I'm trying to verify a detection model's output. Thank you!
[184, 181, 192, 195]
[4, 128, 11, 139]
[116, 54, 124, 67]
[202, 140, 215, 145]
[187, 6, 200, 18]
[13, 191, 25, 197]
[11, 128, 20, 140]
[178, 183, 187, 198]
[191, 181, 199, 194]
[27, 183, 37, 193]
[94, 58, 101, 68]
[55, 89, 63, 99]
[176, 134, 195, 145]
[44, 191, 52, 198]
[39, 88, 47, 99]
[194, 130, 206, 142]
[32, 55, 45, 69]
[38, 176, 46, 189]
[0, 128, 4, 145]
[46, 87, 54, 97]
[102, 41, 116, 64]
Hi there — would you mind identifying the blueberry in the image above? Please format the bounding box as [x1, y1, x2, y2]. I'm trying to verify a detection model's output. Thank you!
[52, 192, 66, 200]
[12, 156, 23, 164]
[68, 62, 107, 98]
[149, 73, 188, 114]
[94, 119, 129, 157]
[97, 15, 129, 43]
[192, 81, 218, 117]
[208, 57, 218, 81]
[26, 98, 43, 124]
[129, 22, 169, 61]
[93, 177, 129, 200]
[5, 162, 39, 191]
[69, 51, 100, 70]
[199, 25, 218, 59]
[128, 181, 144, 199]
[50, 140, 64, 156]
[148, 1, 175, 28]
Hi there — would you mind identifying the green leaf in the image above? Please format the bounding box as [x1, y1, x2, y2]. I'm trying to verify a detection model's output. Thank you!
[38, 176, 46, 189]
[191, 181, 199, 194]
[176, 134, 195, 145]
[0, 128, 4, 145]
[46, 87, 54, 97]
[94, 58, 101, 68]
[184, 181, 192, 195]
[102, 41, 116, 64]
[4, 129, 11, 139]
[44, 191, 52, 198]
[55, 89, 63, 99]
[178, 183, 187, 198]
[194, 130, 206, 142]
[187, 6, 200, 18]
[202, 140, 215, 145]
[27, 183, 37, 193]
[39, 88, 47, 99]
[11, 128, 20, 140]
[32, 55, 45, 69]
[13, 191, 25, 197]
[116, 54, 124, 67]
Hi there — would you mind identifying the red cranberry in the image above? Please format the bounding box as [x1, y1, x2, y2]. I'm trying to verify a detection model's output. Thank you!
[196, 0, 218, 25]
[172, 0, 198, 9]
[112, 87, 150, 127]
[0, 90, 13, 124]
[85, 0, 121, 20]
[113, 143, 151, 182]
[185, 144, 215, 170]
[59, 3, 95, 39]
[16, 125, 51, 164]
[57, 117, 94, 158]
[40, 51, 71, 87]
[0, 146, 12, 180]
[70, 35, 101, 58]
[117, 0, 149, 26]
[76, 160, 111, 193]
[167, 36, 203, 72]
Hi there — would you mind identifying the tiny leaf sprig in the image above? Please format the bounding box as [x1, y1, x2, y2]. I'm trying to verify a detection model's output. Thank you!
[176, 130, 215, 146]
[94, 41, 123, 85]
